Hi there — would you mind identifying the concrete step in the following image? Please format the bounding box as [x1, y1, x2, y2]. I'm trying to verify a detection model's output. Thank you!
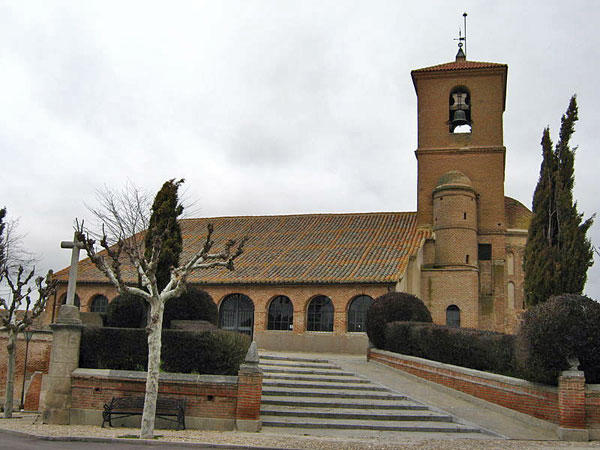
[262, 373, 370, 383]
[260, 355, 332, 364]
[262, 386, 407, 400]
[260, 426, 491, 440]
[257, 352, 492, 439]
[262, 379, 388, 391]
[261, 416, 482, 433]
[261, 396, 427, 410]
[261, 405, 451, 422]
[260, 367, 355, 376]
[260, 361, 341, 370]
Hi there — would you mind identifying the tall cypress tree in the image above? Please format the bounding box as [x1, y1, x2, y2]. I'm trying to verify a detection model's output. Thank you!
[523, 96, 594, 306]
[144, 179, 184, 291]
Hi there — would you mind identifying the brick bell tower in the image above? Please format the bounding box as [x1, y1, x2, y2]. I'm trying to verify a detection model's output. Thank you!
[412, 44, 510, 331]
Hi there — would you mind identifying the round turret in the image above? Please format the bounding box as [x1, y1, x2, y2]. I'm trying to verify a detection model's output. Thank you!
[432, 171, 478, 267]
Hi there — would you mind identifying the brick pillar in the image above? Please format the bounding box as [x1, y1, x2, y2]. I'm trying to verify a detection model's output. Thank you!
[557, 369, 588, 441]
[236, 342, 262, 432]
[41, 305, 83, 425]
[23, 371, 43, 411]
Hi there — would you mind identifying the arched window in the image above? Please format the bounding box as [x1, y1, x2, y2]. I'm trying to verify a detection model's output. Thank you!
[446, 305, 460, 328]
[90, 295, 108, 314]
[268, 296, 293, 330]
[347, 295, 372, 332]
[219, 294, 254, 336]
[507, 282, 515, 309]
[60, 293, 80, 309]
[449, 86, 471, 133]
[507, 252, 515, 276]
[307, 296, 334, 332]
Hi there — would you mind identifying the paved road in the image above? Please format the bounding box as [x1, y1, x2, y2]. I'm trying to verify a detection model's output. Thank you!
[0, 432, 225, 450]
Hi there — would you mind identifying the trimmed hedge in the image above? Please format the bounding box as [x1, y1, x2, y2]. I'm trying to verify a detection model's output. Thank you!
[163, 287, 218, 329]
[80, 327, 250, 375]
[516, 294, 600, 385]
[161, 330, 250, 375]
[80, 327, 147, 371]
[366, 292, 432, 349]
[105, 293, 147, 328]
[385, 322, 518, 377]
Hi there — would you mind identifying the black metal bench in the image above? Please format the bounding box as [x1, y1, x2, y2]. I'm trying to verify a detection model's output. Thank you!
[101, 396, 186, 430]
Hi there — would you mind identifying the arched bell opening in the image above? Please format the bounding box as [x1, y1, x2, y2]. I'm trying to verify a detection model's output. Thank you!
[449, 86, 471, 133]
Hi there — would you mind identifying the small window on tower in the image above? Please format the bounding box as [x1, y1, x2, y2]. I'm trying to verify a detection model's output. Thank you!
[449, 87, 471, 133]
[478, 244, 492, 261]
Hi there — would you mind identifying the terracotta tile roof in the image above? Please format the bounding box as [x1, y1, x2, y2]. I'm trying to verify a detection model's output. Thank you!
[412, 60, 507, 74]
[55, 212, 430, 286]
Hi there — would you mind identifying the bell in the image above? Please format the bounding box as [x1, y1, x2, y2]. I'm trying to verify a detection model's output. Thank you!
[451, 109, 469, 127]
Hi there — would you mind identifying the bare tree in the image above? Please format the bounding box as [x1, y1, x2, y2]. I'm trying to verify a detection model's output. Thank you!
[75, 182, 247, 439]
[0, 214, 36, 281]
[1, 268, 56, 418]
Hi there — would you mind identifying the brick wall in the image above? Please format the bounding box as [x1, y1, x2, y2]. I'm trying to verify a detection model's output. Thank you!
[369, 348, 560, 423]
[0, 330, 52, 402]
[48, 282, 389, 353]
[369, 348, 600, 438]
[70, 368, 261, 430]
[586, 385, 600, 431]
[23, 371, 43, 411]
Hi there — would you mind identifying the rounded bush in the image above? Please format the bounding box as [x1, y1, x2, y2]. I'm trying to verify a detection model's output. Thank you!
[163, 287, 218, 329]
[366, 292, 432, 349]
[161, 330, 250, 375]
[105, 293, 147, 328]
[516, 294, 600, 385]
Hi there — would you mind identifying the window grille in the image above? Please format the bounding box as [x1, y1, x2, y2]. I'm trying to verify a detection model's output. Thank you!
[347, 295, 373, 332]
[267, 295, 294, 330]
[307, 295, 334, 332]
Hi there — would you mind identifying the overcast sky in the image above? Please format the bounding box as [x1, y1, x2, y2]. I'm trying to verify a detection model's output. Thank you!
[1, 1, 599, 299]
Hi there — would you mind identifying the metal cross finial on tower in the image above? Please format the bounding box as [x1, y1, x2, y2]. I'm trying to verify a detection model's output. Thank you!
[454, 12, 468, 59]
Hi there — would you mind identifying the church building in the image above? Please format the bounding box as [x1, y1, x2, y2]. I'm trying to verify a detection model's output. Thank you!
[47, 48, 532, 354]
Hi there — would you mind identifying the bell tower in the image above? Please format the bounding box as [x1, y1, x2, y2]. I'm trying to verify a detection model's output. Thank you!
[411, 50, 508, 232]
[412, 41, 511, 331]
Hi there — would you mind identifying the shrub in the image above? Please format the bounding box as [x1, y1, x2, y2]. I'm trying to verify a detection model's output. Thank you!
[366, 292, 432, 349]
[163, 287, 218, 329]
[161, 330, 250, 375]
[105, 293, 147, 328]
[80, 327, 148, 370]
[385, 322, 517, 377]
[516, 294, 600, 385]
[79, 327, 250, 375]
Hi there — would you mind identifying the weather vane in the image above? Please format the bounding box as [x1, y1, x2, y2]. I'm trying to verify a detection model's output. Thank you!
[454, 12, 468, 58]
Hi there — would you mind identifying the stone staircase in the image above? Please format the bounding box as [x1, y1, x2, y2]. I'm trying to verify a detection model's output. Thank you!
[259, 353, 490, 438]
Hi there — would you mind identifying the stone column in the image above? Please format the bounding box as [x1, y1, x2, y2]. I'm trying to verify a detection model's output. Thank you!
[557, 369, 588, 441]
[41, 305, 83, 425]
[236, 342, 262, 432]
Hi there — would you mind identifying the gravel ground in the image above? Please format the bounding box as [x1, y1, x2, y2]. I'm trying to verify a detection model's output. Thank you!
[0, 414, 598, 450]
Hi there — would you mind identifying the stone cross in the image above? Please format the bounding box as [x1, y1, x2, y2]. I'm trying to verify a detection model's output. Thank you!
[60, 232, 85, 306]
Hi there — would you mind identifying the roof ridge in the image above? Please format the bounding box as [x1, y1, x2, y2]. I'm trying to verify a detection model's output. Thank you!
[179, 211, 416, 222]
[412, 60, 507, 74]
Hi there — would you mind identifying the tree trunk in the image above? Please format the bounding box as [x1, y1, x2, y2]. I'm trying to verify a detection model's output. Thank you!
[140, 300, 164, 439]
[3, 330, 17, 419]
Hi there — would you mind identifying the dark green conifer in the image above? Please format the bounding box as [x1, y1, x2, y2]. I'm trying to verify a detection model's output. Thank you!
[523, 96, 594, 306]
[144, 179, 184, 291]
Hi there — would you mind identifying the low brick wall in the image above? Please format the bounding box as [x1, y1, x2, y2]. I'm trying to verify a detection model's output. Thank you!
[369, 349, 558, 420]
[0, 330, 52, 404]
[585, 385, 600, 433]
[70, 368, 260, 431]
[369, 348, 600, 440]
